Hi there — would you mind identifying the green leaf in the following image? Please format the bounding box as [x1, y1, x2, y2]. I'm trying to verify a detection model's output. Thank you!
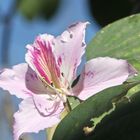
[86, 14, 140, 72]
[52, 83, 137, 140]
[67, 96, 81, 110]
[85, 91, 140, 140]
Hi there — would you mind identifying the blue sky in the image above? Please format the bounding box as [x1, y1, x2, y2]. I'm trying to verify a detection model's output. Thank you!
[0, 0, 100, 139]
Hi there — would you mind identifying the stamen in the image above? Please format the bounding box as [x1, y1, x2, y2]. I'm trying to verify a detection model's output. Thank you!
[62, 88, 71, 96]
[32, 65, 67, 102]
[37, 74, 66, 102]
[55, 89, 66, 103]
[51, 82, 54, 87]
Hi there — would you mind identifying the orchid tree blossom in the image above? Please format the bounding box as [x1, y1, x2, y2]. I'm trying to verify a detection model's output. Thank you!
[0, 22, 137, 140]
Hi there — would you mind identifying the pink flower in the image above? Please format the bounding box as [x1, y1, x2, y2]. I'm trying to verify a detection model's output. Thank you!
[0, 22, 137, 140]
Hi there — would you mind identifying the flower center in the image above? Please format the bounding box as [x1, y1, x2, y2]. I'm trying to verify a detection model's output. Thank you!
[40, 76, 68, 103]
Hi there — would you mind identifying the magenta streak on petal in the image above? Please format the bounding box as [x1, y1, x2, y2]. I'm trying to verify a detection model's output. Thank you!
[48, 42, 61, 78]
[84, 71, 94, 78]
[73, 59, 78, 76]
[29, 36, 61, 88]
[30, 47, 52, 84]
[57, 56, 62, 66]
[34, 60, 52, 84]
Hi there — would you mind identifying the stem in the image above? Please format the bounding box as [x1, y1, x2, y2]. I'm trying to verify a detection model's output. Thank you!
[46, 125, 58, 140]
[64, 99, 72, 112]
[46, 100, 71, 140]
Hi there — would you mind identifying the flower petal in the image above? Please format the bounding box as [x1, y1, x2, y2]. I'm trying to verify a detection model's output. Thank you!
[32, 94, 64, 116]
[25, 66, 49, 94]
[13, 97, 64, 140]
[0, 63, 31, 99]
[25, 34, 61, 88]
[54, 22, 89, 86]
[72, 57, 137, 100]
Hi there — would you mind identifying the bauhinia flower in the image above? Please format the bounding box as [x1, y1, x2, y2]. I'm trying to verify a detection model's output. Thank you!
[0, 22, 137, 140]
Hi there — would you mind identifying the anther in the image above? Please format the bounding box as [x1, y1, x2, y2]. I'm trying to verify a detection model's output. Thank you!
[61, 72, 64, 77]
[51, 82, 54, 87]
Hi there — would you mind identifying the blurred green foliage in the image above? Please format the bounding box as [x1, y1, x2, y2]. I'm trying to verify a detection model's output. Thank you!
[17, 0, 61, 20]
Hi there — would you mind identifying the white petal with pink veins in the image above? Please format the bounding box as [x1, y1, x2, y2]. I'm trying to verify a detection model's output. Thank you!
[0, 63, 31, 99]
[72, 57, 137, 100]
[13, 97, 64, 140]
[54, 22, 89, 86]
[25, 35, 62, 88]
[25, 66, 48, 94]
[33, 94, 64, 116]
[25, 34, 54, 73]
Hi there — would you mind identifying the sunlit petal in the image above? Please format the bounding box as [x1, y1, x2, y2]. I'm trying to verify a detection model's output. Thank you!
[13, 97, 64, 140]
[72, 57, 137, 100]
[54, 22, 89, 86]
[0, 63, 31, 99]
